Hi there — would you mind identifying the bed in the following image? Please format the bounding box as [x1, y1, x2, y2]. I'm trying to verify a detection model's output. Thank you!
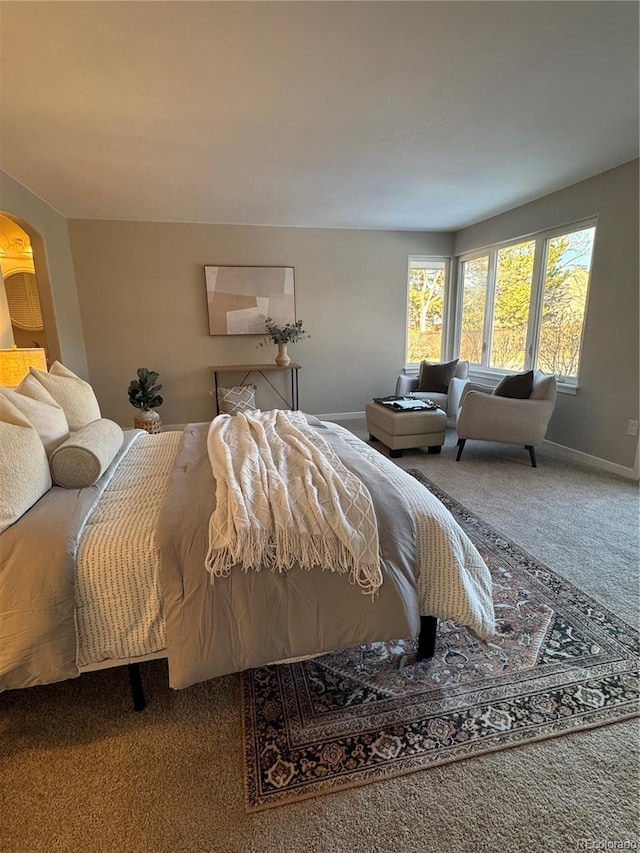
[0, 373, 495, 708]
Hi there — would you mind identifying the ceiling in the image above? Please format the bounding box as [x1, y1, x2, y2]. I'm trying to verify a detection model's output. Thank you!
[1, 1, 638, 231]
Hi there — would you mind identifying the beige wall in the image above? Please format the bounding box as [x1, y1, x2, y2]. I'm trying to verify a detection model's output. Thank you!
[0, 171, 88, 376]
[455, 159, 639, 471]
[67, 220, 452, 427]
[5, 161, 637, 472]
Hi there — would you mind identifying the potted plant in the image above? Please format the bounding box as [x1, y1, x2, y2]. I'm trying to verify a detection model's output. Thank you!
[127, 367, 164, 433]
[257, 317, 310, 366]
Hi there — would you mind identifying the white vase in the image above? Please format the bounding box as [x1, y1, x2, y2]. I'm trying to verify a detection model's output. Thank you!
[275, 343, 291, 366]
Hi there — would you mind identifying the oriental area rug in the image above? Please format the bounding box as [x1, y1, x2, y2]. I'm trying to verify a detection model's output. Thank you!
[240, 471, 639, 811]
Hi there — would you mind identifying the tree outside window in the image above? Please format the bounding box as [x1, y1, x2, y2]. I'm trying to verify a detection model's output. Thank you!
[406, 260, 446, 363]
[538, 228, 595, 379]
[460, 256, 488, 365]
[490, 241, 535, 371]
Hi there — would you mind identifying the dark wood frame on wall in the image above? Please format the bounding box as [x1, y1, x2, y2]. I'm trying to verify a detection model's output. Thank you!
[204, 265, 295, 336]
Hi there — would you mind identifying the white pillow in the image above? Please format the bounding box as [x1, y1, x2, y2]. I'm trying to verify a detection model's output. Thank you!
[50, 418, 124, 489]
[0, 374, 69, 454]
[29, 361, 101, 432]
[0, 396, 52, 533]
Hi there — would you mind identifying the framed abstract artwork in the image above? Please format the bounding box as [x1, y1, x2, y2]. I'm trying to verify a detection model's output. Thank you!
[204, 265, 295, 335]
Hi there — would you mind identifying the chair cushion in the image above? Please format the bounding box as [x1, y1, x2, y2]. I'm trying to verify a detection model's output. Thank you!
[412, 391, 448, 409]
[418, 359, 459, 393]
[493, 370, 534, 399]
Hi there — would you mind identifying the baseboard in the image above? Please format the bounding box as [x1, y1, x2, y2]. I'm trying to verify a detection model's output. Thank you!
[543, 439, 639, 481]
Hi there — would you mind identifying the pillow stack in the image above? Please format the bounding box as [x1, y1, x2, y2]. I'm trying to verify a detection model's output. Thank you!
[0, 361, 125, 531]
[0, 373, 69, 454]
[29, 361, 101, 431]
[0, 396, 52, 534]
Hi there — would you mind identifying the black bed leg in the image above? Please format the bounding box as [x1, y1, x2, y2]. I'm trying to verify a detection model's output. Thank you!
[417, 615, 438, 661]
[128, 663, 146, 712]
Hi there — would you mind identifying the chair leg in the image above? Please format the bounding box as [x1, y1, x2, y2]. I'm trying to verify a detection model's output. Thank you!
[526, 445, 537, 467]
[456, 438, 466, 461]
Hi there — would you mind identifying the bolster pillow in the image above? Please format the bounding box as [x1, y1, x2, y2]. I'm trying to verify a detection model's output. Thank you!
[50, 418, 124, 488]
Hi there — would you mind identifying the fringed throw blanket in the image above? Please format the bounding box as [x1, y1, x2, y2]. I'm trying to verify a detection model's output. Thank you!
[205, 410, 383, 596]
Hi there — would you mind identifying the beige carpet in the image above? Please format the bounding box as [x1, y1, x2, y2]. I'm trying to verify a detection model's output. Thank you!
[1, 424, 638, 852]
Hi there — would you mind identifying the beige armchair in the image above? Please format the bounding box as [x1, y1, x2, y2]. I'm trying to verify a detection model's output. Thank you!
[395, 360, 470, 418]
[455, 371, 557, 467]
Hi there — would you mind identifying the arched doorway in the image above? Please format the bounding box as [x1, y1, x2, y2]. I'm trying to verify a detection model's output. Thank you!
[0, 212, 60, 368]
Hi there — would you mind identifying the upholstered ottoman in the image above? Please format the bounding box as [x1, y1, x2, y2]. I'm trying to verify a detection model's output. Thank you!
[365, 400, 447, 458]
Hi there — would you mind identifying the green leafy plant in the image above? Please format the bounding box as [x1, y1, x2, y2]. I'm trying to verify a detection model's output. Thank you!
[257, 317, 310, 348]
[127, 367, 163, 411]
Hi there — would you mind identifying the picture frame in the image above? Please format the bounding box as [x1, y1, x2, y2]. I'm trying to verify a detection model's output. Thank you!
[204, 265, 295, 336]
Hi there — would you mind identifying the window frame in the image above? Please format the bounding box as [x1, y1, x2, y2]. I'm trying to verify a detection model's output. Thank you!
[454, 217, 597, 389]
[404, 255, 452, 368]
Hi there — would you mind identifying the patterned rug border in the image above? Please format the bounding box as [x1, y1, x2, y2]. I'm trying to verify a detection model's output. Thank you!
[405, 470, 640, 657]
[241, 471, 639, 812]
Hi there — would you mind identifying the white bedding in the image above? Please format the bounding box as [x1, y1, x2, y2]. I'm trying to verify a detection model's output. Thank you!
[75, 431, 181, 666]
[74, 420, 492, 675]
[322, 423, 493, 635]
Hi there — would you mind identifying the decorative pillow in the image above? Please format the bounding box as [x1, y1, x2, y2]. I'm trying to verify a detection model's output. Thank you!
[418, 359, 459, 394]
[49, 418, 124, 489]
[0, 396, 52, 533]
[493, 370, 534, 399]
[29, 361, 101, 432]
[0, 374, 70, 454]
[217, 384, 258, 414]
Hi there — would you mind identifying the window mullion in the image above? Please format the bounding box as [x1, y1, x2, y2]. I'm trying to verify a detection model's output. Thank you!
[483, 251, 498, 368]
[525, 240, 546, 371]
[453, 259, 464, 359]
[441, 258, 454, 360]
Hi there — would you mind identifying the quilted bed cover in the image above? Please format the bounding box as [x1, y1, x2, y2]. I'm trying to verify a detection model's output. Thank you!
[0, 417, 494, 692]
[158, 418, 493, 689]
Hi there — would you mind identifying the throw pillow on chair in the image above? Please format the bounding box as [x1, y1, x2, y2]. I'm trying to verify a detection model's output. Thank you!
[492, 370, 534, 399]
[418, 358, 459, 393]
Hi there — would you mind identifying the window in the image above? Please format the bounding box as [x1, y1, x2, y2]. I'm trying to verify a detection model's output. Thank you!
[537, 229, 595, 378]
[406, 258, 448, 364]
[457, 221, 596, 383]
[459, 256, 488, 365]
[4, 272, 44, 331]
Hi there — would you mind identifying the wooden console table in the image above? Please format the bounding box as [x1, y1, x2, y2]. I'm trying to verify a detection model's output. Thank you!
[210, 363, 301, 415]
